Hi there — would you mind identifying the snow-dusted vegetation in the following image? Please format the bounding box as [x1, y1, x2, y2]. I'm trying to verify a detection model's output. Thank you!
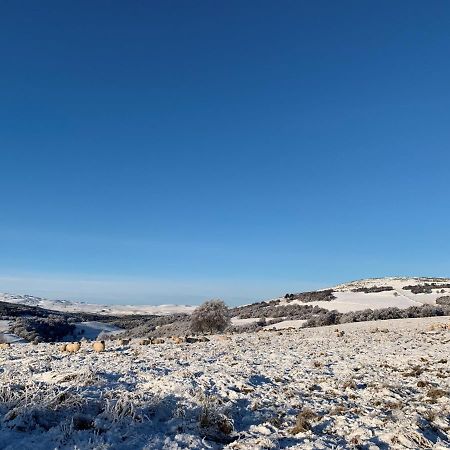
[0, 316, 449, 449]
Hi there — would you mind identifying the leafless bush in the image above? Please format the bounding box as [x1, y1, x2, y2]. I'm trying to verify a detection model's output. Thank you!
[351, 286, 394, 293]
[284, 289, 335, 303]
[403, 283, 450, 294]
[190, 300, 230, 334]
[232, 303, 329, 320]
[436, 296, 450, 306]
[304, 304, 450, 328]
[304, 310, 341, 327]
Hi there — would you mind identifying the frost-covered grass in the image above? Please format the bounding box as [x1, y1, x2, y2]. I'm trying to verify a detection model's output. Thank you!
[0, 316, 449, 449]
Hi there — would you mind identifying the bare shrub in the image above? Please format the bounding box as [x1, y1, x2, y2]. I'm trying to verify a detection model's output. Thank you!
[304, 310, 341, 327]
[404, 283, 450, 294]
[304, 304, 450, 328]
[190, 300, 230, 334]
[436, 296, 450, 306]
[284, 289, 335, 303]
[232, 302, 329, 320]
[351, 286, 394, 293]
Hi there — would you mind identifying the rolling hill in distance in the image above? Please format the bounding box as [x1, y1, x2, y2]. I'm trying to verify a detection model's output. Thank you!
[2, 276, 449, 316]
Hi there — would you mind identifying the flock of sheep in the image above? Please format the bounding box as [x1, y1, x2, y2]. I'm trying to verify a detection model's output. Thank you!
[60, 340, 105, 353]
[0, 334, 214, 353]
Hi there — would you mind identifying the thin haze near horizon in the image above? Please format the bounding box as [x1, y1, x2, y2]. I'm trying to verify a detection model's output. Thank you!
[1, 2, 449, 306]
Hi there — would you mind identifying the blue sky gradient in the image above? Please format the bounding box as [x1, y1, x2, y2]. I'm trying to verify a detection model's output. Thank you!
[1, 1, 449, 304]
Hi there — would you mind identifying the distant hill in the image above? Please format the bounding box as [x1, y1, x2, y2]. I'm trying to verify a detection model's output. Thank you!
[279, 276, 450, 313]
[0, 292, 197, 316]
[2, 277, 450, 340]
[230, 276, 450, 331]
[3, 277, 450, 317]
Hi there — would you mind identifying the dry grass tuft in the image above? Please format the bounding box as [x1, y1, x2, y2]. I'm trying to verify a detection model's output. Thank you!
[290, 407, 318, 434]
[403, 365, 425, 377]
[342, 379, 357, 390]
[427, 388, 447, 400]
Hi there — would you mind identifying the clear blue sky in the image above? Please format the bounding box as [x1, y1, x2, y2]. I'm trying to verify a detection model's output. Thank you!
[1, 1, 449, 305]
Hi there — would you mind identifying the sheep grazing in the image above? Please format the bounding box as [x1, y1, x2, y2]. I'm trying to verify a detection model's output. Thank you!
[92, 341, 105, 352]
[66, 342, 81, 353]
[119, 339, 130, 346]
[0, 343, 11, 349]
[428, 323, 450, 332]
[171, 336, 185, 344]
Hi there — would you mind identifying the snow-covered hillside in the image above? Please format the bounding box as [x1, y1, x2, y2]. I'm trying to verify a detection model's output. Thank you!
[279, 276, 450, 313]
[0, 293, 197, 316]
[1, 276, 449, 323]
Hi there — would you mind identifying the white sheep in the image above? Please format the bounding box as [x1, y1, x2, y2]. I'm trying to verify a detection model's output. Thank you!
[92, 341, 105, 352]
[65, 342, 81, 353]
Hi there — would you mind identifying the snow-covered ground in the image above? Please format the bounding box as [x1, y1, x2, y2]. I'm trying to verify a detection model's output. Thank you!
[263, 319, 306, 330]
[68, 321, 125, 340]
[230, 318, 260, 326]
[0, 316, 449, 449]
[230, 318, 307, 331]
[303, 290, 423, 313]
[0, 320, 24, 344]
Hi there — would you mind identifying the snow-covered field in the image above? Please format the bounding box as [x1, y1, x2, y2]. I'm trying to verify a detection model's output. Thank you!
[1, 316, 449, 449]
[68, 321, 125, 340]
